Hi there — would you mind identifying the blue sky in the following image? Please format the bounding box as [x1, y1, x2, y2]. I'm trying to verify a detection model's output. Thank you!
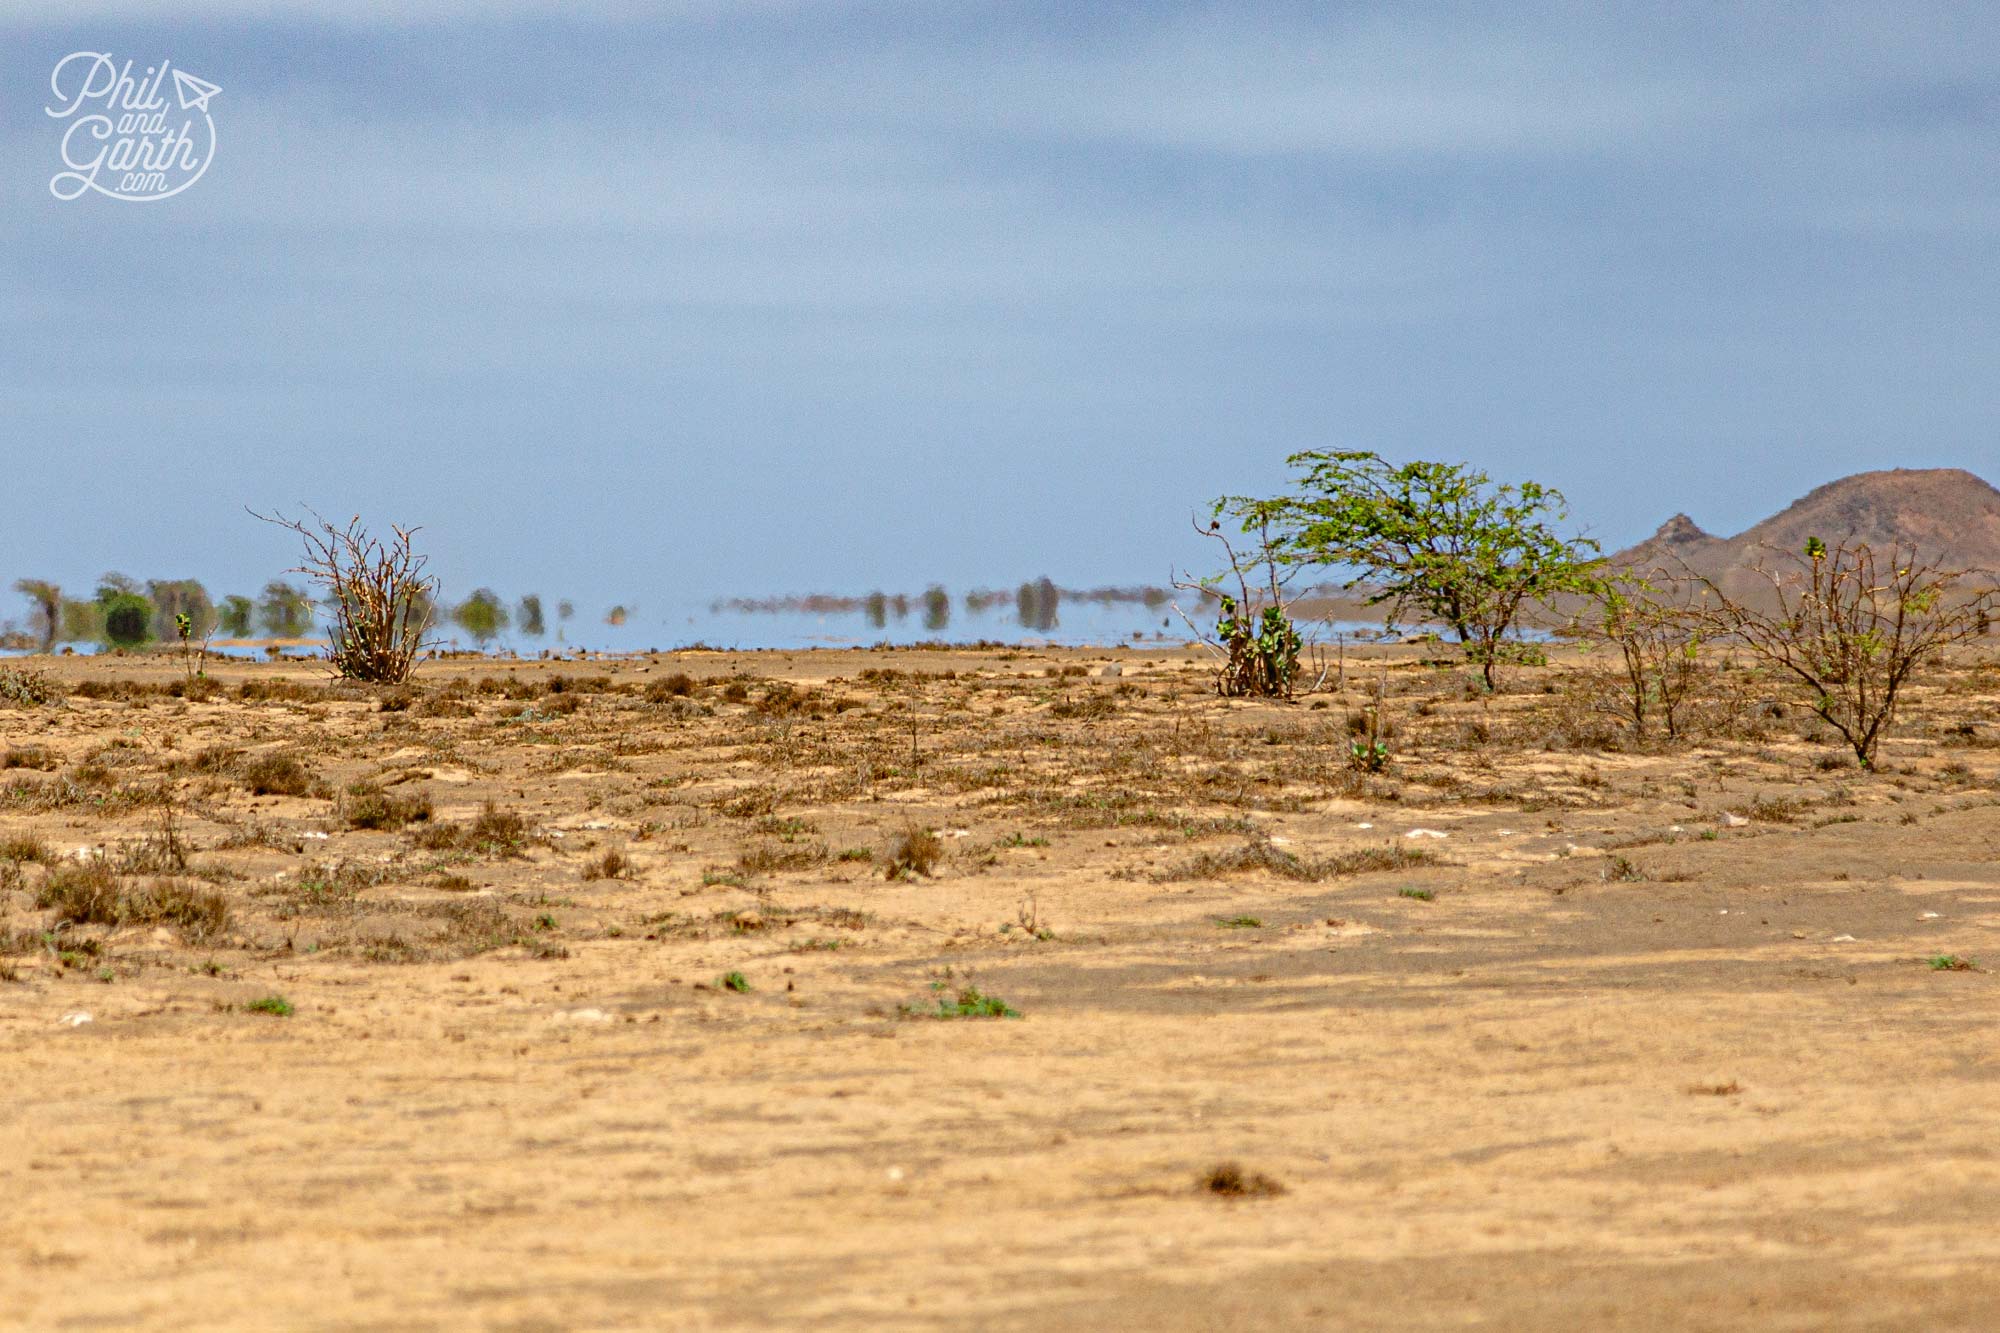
[3, 1, 1996, 614]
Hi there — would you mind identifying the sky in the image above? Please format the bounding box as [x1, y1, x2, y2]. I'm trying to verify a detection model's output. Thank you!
[2, 0, 1996, 620]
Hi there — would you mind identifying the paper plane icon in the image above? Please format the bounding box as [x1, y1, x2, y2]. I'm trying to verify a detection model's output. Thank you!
[172, 68, 221, 113]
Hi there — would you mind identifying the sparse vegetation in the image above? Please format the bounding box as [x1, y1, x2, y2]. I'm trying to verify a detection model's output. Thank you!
[903, 984, 1020, 1019]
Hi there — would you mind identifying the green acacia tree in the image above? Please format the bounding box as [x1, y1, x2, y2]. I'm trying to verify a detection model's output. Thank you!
[1266, 451, 1599, 689]
[216, 595, 255, 638]
[516, 593, 546, 638]
[95, 574, 154, 649]
[258, 580, 314, 638]
[147, 578, 215, 642]
[452, 588, 510, 648]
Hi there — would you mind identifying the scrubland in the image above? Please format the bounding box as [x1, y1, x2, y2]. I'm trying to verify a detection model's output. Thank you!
[3, 645, 1999, 1329]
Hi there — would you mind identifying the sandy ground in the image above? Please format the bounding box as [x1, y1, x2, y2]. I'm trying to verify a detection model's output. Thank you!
[3, 645, 1999, 1330]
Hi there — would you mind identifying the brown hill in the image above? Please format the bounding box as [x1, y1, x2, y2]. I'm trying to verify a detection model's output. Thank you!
[1611, 467, 2000, 595]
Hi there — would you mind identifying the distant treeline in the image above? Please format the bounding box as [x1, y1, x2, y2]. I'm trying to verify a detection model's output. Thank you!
[3, 575, 586, 653]
[710, 579, 1176, 633]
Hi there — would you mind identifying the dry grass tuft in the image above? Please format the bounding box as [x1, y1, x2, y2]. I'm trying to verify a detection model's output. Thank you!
[1157, 836, 1441, 883]
[885, 826, 943, 879]
[583, 849, 635, 881]
[38, 858, 122, 925]
[241, 753, 319, 797]
[342, 781, 434, 831]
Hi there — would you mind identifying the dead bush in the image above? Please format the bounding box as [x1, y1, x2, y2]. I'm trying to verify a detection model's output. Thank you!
[414, 802, 533, 857]
[256, 509, 438, 685]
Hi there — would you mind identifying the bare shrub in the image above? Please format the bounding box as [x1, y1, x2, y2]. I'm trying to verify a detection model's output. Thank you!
[1576, 572, 1705, 740]
[0, 833, 53, 864]
[1200, 1162, 1286, 1198]
[255, 509, 438, 684]
[414, 802, 534, 857]
[1693, 539, 2000, 767]
[4, 746, 60, 772]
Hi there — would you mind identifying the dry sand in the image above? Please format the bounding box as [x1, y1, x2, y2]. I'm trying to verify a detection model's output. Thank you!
[3, 646, 1999, 1330]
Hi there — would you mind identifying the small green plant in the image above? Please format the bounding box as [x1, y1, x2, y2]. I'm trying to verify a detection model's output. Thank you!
[1349, 739, 1389, 772]
[245, 994, 294, 1017]
[1000, 832, 1050, 848]
[905, 985, 1019, 1019]
[1213, 596, 1303, 698]
[719, 970, 751, 993]
[1347, 668, 1391, 770]
[172, 611, 211, 682]
[1178, 499, 1309, 698]
[1397, 886, 1435, 902]
[1929, 955, 1978, 972]
[1217, 915, 1264, 929]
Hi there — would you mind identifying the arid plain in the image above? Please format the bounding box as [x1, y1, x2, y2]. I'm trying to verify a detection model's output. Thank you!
[4, 644, 2000, 1330]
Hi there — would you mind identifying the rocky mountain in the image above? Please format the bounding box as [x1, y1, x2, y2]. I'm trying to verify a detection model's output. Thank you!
[1610, 467, 2000, 594]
